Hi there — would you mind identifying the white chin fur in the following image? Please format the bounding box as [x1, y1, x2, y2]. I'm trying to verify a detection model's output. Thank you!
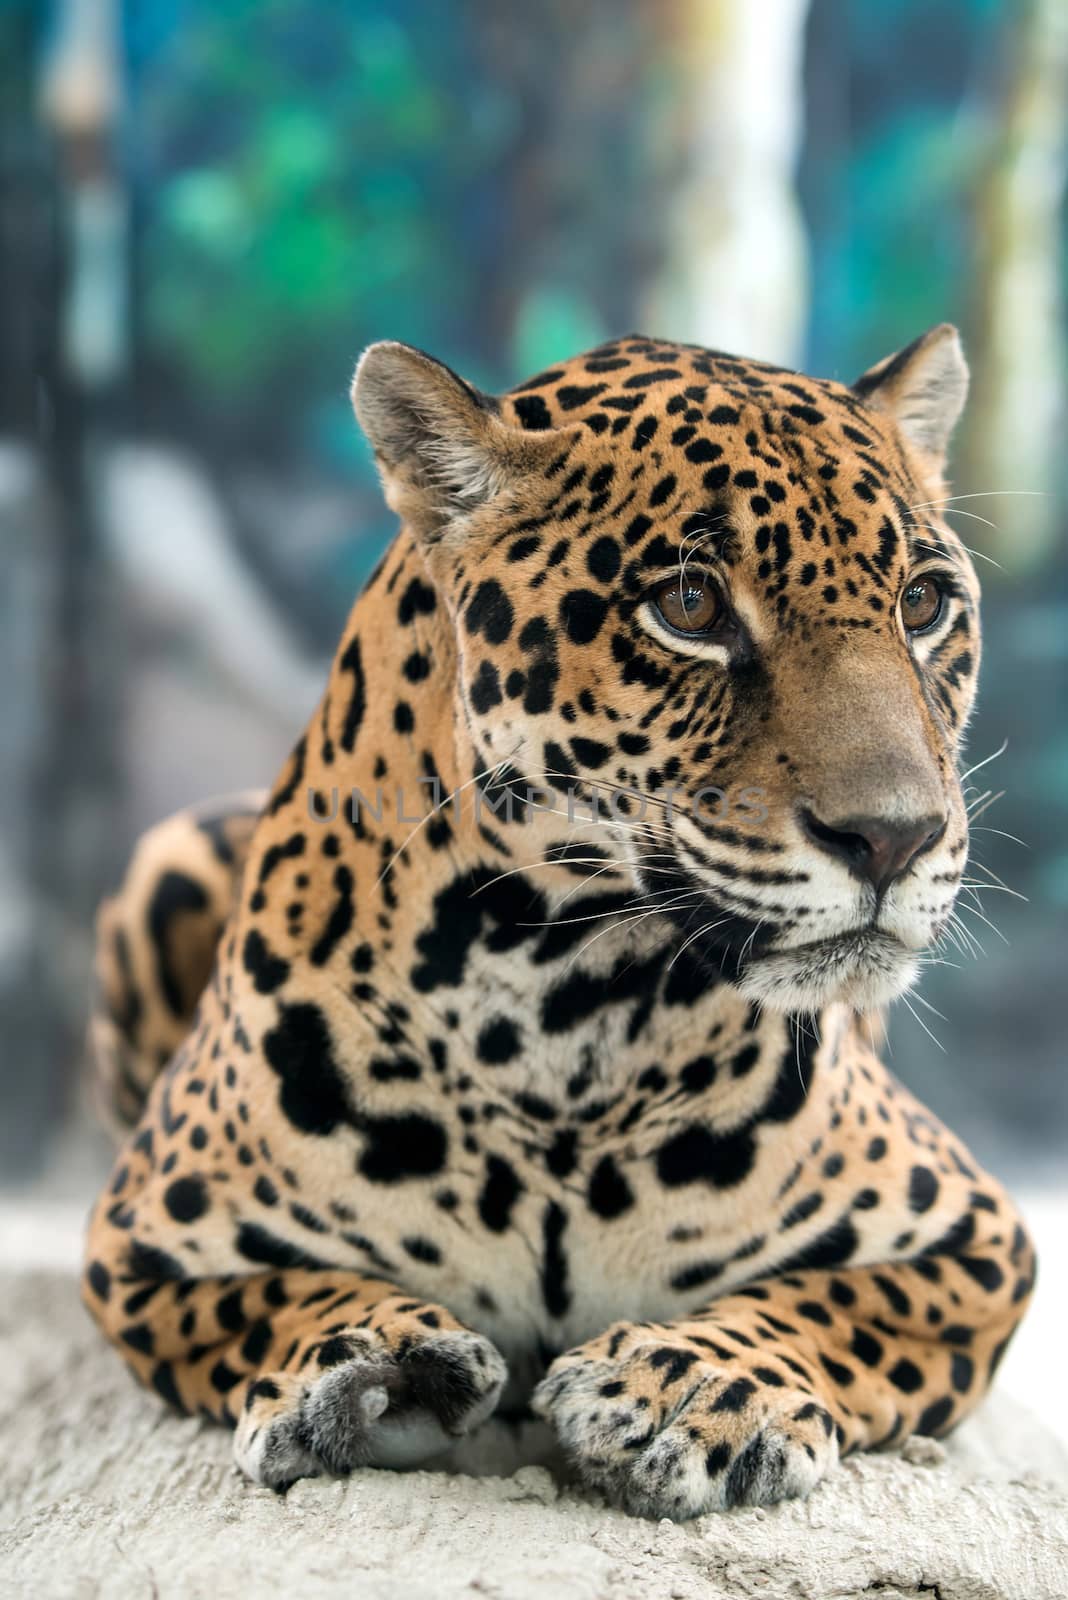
[737, 933, 920, 1014]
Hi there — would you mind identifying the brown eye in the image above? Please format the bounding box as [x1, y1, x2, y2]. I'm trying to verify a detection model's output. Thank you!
[901, 575, 945, 633]
[651, 575, 725, 635]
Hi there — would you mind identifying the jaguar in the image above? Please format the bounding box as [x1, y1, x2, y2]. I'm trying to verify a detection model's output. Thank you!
[83, 325, 1034, 1518]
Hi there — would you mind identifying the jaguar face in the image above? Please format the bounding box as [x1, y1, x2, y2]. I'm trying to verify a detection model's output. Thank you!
[354, 327, 980, 1014]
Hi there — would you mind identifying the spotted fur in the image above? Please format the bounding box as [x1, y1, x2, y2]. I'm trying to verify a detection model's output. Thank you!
[83, 328, 1034, 1517]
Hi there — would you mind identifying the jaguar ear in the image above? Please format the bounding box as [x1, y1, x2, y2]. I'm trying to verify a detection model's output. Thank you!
[852, 323, 969, 465]
[353, 342, 563, 541]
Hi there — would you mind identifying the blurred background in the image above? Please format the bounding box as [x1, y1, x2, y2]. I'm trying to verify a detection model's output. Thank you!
[0, 0, 1065, 1427]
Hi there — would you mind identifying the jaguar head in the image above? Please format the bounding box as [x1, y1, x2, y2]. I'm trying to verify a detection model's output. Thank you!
[353, 326, 979, 1014]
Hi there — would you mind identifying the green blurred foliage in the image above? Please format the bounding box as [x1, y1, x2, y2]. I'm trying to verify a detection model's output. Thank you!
[801, 0, 1002, 378]
[129, 0, 664, 473]
[137, 6, 461, 441]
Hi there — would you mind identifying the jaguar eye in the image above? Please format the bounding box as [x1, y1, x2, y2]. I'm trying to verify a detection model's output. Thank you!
[901, 575, 945, 633]
[650, 575, 725, 635]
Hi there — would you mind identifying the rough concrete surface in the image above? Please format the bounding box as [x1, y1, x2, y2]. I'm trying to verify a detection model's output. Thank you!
[1, 1273, 1066, 1600]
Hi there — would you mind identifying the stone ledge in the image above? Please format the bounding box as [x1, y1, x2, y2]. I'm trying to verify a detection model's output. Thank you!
[2, 1272, 1066, 1600]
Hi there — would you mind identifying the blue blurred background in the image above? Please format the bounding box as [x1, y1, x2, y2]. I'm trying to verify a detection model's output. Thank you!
[0, 2, 1065, 1419]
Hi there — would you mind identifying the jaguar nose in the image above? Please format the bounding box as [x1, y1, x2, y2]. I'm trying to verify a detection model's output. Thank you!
[798, 807, 946, 895]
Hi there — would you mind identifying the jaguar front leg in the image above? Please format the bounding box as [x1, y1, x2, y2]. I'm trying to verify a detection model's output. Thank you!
[534, 1192, 1034, 1518]
[83, 1182, 507, 1488]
